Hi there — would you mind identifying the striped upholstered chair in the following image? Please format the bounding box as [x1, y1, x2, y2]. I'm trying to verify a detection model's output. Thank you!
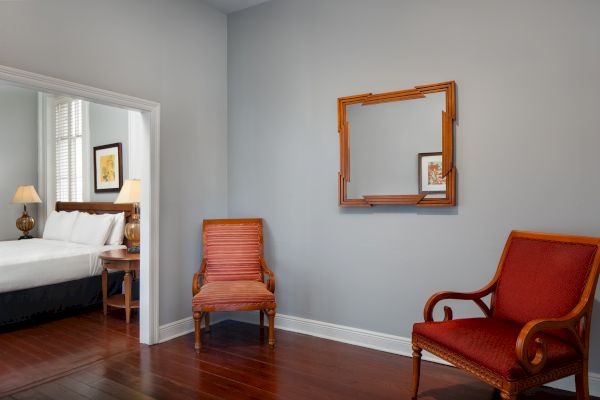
[192, 218, 276, 350]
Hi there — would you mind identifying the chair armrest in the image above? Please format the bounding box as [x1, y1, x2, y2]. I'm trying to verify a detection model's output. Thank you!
[516, 311, 585, 374]
[192, 258, 207, 296]
[259, 257, 275, 293]
[424, 285, 495, 322]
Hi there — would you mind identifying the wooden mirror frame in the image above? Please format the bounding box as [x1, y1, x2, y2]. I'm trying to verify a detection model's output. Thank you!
[337, 81, 456, 207]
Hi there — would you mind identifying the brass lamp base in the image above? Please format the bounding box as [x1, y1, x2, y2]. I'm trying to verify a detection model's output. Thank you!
[16, 211, 35, 240]
[124, 210, 140, 254]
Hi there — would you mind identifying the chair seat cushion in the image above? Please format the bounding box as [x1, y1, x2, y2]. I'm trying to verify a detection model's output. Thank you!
[192, 280, 275, 312]
[413, 318, 581, 381]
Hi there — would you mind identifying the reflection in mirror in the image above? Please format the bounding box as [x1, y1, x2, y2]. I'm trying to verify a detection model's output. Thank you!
[337, 81, 456, 207]
[346, 91, 445, 198]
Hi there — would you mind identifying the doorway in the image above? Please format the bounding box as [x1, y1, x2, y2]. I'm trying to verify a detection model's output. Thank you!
[0, 63, 160, 345]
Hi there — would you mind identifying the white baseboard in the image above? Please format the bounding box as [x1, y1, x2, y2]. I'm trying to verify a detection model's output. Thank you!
[547, 373, 600, 395]
[158, 314, 226, 343]
[229, 312, 449, 365]
[228, 312, 600, 396]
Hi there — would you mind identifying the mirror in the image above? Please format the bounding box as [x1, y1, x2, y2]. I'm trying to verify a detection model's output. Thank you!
[337, 81, 456, 207]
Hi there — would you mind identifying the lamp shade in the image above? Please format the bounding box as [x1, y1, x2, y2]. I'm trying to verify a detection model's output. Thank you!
[114, 179, 140, 204]
[11, 185, 42, 204]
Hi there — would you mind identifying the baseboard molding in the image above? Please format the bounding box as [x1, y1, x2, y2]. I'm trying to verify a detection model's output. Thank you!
[547, 373, 600, 395]
[228, 312, 600, 396]
[158, 314, 226, 343]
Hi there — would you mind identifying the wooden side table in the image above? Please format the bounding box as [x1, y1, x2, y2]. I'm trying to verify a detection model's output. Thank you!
[99, 249, 140, 323]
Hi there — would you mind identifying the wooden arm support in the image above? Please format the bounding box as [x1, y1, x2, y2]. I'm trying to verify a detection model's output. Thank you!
[424, 286, 495, 322]
[516, 312, 586, 375]
[192, 259, 207, 296]
[259, 257, 275, 293]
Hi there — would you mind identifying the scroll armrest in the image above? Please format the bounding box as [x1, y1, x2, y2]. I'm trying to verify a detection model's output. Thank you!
[192, 258, 207, 296]
[424, 286, 495, 322]
[259, 257, 275, 293]
[516, 312, 585, 374]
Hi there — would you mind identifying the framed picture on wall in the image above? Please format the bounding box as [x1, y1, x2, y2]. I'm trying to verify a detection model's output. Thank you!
[94, 143, 123, 193]
[418, 152, 446, 194]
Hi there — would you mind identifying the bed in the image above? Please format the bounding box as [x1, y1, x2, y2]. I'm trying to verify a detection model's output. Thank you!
[0, 202, 135, 327]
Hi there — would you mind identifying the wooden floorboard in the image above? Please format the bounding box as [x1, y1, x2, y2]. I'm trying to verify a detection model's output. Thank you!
[0, 309, 596, 399]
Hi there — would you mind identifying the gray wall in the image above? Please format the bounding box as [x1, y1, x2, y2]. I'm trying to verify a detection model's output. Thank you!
[88, 102, 129, 202]
[228, 0, 600, 374]
[0, 0, 228, 325]
[0, 82, 38, 240]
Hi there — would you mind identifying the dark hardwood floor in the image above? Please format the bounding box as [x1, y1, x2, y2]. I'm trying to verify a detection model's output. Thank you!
[0, 309, 594, 399]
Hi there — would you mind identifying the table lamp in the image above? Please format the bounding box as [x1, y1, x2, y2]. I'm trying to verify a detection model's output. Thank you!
[115, 179, 140, 253]
[11, 185, 42, 240]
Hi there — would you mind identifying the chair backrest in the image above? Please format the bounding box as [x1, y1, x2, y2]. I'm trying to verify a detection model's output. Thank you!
[202, 218, 263, 283]
[493, 231, 600, 326]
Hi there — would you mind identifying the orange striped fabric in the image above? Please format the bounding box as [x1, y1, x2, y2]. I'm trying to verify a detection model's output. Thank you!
[192, 281, 275, 312]
[204, 222, 262, 282]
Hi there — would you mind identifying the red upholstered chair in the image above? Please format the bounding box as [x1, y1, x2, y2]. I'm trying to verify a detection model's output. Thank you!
[412, 231, 600, 400]
[192, 219, 276, 350]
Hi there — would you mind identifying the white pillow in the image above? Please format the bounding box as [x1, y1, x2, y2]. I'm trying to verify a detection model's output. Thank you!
[106, 212, 126, 245]
[43, 211, 80, 241]
[70, 212, 115, 246]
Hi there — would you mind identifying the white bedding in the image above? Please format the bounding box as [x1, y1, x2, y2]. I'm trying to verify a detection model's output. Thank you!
[0, 239, 126, 293]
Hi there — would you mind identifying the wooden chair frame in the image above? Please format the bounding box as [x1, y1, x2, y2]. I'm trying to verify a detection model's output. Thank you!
[412, 231, 600, 400]
[192, 218, 276, 350]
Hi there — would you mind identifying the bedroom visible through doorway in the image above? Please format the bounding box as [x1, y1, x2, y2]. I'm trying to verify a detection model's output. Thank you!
[0, 64, 160, 353]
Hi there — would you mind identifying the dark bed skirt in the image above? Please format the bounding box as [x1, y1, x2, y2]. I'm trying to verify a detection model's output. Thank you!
[0, 272, 125, 327]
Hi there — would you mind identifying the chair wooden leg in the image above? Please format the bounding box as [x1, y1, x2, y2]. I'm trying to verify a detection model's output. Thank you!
[411, 344, 422, 399]
[500, 392, 517, 400]
[576, 364, 590, 400]
[260, 310, 264, 330]
[194, 312, 202, 351]
[267, 309, 276, 347]
[204, 312, 210, 333]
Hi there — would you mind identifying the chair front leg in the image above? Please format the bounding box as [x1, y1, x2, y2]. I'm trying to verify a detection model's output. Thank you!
[194, 312, 203, 351]
[204, 312, 210, 333]
[576, 362, 589, 400]
[260, 310, 264, 329]
[267, 309, 276, 347]
[411, 344, 422, 399]
[500, 392, 517, 400]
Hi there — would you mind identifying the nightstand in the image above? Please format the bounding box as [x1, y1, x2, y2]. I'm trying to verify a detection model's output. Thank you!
[99, 249, 140, 323]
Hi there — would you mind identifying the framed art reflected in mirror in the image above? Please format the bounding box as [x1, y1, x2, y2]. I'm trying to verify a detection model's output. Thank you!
[337, 81, 456, 207]
[418, 152, 446, 195]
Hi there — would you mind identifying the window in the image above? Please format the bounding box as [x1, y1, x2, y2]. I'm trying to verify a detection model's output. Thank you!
[54, 98, 84, 202]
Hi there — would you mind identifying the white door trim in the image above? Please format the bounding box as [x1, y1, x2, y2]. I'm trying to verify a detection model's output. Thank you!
[0, 64, 161, 345]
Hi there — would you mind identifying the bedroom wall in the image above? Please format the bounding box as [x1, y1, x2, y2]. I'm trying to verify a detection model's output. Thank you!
[0, 0, 227, 325]
[227, 0, 600, 378]
[88, 102, 129, 202]
[0, 82, 38, 241]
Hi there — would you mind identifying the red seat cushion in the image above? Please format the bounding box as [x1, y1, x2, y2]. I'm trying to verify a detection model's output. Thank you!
[413, 318, 581, 381]
[192, 281, 275, 312]
[494, 237, 597, 326]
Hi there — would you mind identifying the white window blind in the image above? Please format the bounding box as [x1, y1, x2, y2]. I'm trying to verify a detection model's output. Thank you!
[55, 98, 83, 202]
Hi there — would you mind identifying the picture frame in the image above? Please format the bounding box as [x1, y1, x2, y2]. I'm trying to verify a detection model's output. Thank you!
[93, 143, 123, 193]
[418, 152, 446, 194]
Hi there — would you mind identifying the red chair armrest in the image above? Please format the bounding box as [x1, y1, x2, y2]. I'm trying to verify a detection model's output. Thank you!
[516, 310, 587, 374]
[424, 285, 495, 322]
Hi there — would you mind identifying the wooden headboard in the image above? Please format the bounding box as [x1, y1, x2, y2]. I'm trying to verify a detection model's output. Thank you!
[55, 201, 135, 246]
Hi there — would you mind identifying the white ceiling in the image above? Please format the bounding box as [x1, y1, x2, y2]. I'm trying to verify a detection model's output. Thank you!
[202, 0, 270, 14]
